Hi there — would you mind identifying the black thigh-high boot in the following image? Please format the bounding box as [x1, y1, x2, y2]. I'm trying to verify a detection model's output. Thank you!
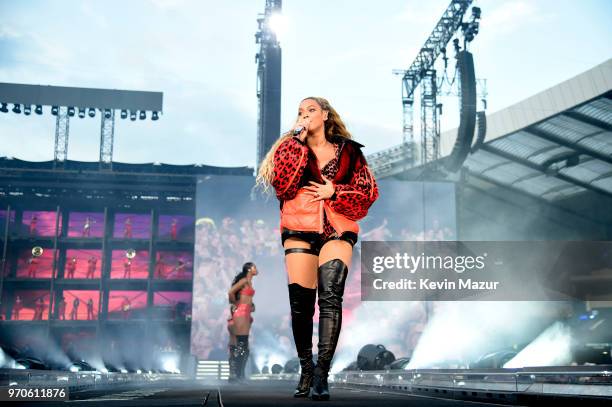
[312, 259, 349, 401]
[288, 283, 317, 397]
[235, 335, 249, 381]
[228, 344, 238, 382]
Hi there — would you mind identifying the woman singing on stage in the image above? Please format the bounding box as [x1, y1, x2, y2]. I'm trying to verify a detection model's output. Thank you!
[256, 97, 379, 400]
[227, 262, 258, 381]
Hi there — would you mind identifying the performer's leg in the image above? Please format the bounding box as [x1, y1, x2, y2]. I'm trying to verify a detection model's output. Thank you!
[235, 334, 249, 380]
[284, 236, 319, 397]
[284, 237, 318, 289]
[288, 282, 316, 397]
[311, 239, 352, 401]
[228, 326, 238, 382]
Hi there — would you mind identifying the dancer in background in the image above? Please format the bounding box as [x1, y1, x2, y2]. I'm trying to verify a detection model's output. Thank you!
[170, 218, 178, 240]
[155, 255, 166, 278]
[123, 258, 132, 279]
[227, 262, 258, 381]
[70, 297, 80, 320]
[66, 256, 77, 279]
[86, 298, 94, 320]
[27, 255, 39, 278]
[86, 256, 97, 279]
[58, 296, 66, 320]
[121, 298, 131, 319]
[29, 214, 38, 236]
[82, 216, 93, 237]
[33, 297, 45, 320]
[12, 295, 23, 320]
[256, 97, 379, 400]
[124, 217, 132, 238]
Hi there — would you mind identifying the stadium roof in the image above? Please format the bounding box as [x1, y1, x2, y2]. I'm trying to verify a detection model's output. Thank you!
[442, 58, 612, 202]
[0, 157, 254, 177]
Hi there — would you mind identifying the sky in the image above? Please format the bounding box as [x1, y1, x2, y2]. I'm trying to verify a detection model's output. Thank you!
[0, 0, 611, 168]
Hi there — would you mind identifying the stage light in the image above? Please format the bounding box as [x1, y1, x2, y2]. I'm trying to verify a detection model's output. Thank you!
[35, 105, 43, 115]
[104, 109, 112, 119]
[88, 107, 96, 118]
[120, 109, 128, 119]
[151, 111, 159, 121]
[51, 106, 59, 116]
[268, 13, 287, 40]
[139, 110, 146, 120]
[12, 104, 21, 114]
[0, 103, 8, 113]
[78, 108, 86, 118]
[130, 110, 137, 121]
[24, 105, 32, 115]
[67, 106, 75, 117]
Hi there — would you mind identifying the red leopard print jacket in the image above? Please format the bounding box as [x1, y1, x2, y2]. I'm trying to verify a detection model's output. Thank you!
[272, 134, 379, 223]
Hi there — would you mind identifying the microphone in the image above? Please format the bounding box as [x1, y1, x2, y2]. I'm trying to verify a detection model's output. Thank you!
[293, 126, 304, 136]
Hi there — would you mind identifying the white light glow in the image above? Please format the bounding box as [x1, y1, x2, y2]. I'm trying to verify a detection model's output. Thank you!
[503, 322, 572, 368]
[268, 13, 288, 41]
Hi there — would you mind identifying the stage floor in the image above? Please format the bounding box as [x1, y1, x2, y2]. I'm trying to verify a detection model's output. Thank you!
[5, 379, 510, 406]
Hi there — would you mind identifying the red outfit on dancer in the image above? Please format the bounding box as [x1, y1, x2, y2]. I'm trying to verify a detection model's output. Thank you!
[233, 286, 255, 318]
[27, 257, 39, 278]
[170, 219, 178, 240]
[29, 216, 38, 236]
[66, 258, 77, 279]
[124, 218, 132, 238]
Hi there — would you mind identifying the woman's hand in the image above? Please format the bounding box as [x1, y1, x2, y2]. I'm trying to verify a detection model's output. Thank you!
[304, 176, 335, 202]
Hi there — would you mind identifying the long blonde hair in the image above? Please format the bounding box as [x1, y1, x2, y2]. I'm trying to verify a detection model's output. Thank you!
[255, 97, 351, 194]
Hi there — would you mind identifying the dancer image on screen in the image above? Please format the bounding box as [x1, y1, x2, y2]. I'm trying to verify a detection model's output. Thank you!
[83, 216, 93, 237]
[58, 296, 66, 320]
[227, 262, 258, 381]
[87, 256, 97, 279]
[29, 214, 38, 236]
[124, 217, 132, 238]
[170, 218, 178, 240]
[123, 258, 132, 279]
[121, 297, 131, 319]
[70, 297, 80, 320]
[66, 256, 77, 279]
[256, 97, 379, 400]
[155, 255, 166, 278]
[87, 298, 94, 320]
[27, 255, 39, 278]
[33, 297, 45, 320]
[12, 295, 23, 320]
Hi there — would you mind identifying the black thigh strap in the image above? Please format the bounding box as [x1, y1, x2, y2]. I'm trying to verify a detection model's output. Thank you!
[284, 247, 318, 256]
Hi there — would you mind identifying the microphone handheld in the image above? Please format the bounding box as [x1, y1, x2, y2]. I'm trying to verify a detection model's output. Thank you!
[293, 126, 304, 136]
